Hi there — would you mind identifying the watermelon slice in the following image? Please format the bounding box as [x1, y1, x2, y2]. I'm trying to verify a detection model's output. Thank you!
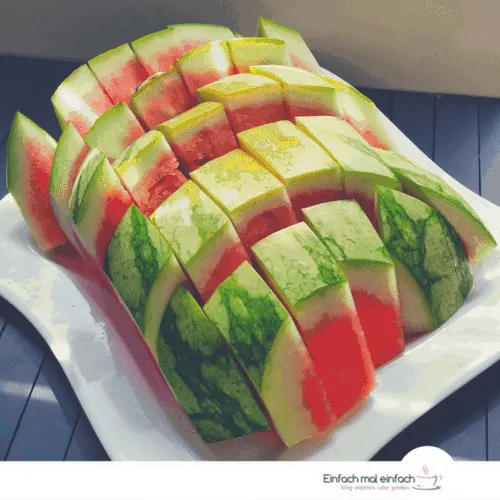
[296, 115, 401, 223]
[88, 44, 149, 105]
[70, 154, 132, 266]
[376, 186, 473, 334]
[227, 37, 292, 73]
[257, 17, 321, 73]
[375, 149, 498, 263]
[112, 130, 185, 216]
[251, 223, 375, 418]
[85, 103, 145, 161]
[304, 201, 405, 367]
[321, 75, 391, 149]
[191, 149, 297, 249]
[250, 65, 338, 120]
[51, 64, 114, 137]
[156, 102, 238, 173]
[204, 261, 336, 447]
[49, 123, 90, 237]
[197, 73, 287, 133]
[6, 112, 67, 252]
[237, 120, 343, 219]
[151, 180, 249, 302]
[174, 41, 237, 101]
[104, 205, 270, 442]
[130, 70, 193, 130]
[131, 23, 236, 75]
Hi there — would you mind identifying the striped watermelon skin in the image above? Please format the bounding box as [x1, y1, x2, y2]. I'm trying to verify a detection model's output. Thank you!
[104, 205, 269, 443]
[6, 112, 67, 251]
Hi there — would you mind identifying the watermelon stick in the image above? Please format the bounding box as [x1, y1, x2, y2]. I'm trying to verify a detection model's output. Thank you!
[303, 200, 406, 367]
[104, 204, 270, 443]
[252, 223, 376, 418]
[151, 180, 249, 303]
[204, 261, 336, 447]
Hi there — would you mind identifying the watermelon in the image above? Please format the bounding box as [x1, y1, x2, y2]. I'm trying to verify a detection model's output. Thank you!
[85, 103, 145, 161]
[375, 149, 498, 263]
[296, 115, 401, 223]
[174, 41, 237, 101]
[376, 186, 473, 334]
[88, 44, 149, 105]
[204, 261, 336, 447]
[321, 75, 391, 149]
[191, 149, 297, 249]
[251, 223, 375, 418]
[112, 130, 185, 217]
[257, 17, 321, 73]
[69, 154, 132, 266]
[197, 73, 288, 134]
[151, 180, 249, 302]
[130, 70, 193, 130]
[6, 112, 67, 252]
[104, 205, 270, 442]
[131, 24, 236, 75]
[49, 122, 90, 237]
[250, 65, 338, 120]
[227, 37, 292, 73]
[51, 64, 114, 137]
[237, 120, 343, 219]
[156, 102, 238, 173]
[304, 201, 405, 367]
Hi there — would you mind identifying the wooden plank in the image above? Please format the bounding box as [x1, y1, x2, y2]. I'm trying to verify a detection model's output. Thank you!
[65, 413, 109, 461]
[392, 91, 435, 159]
[358, 87, 394, 119]
[0, 305, 46, 459]
[434, 94, 480, 193]
[5, 351, 80, 461]
[478, 97, 500, 204]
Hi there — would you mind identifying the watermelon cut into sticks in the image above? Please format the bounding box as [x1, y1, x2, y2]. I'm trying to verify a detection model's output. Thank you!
[130, 70, 193, 130]
[304, 201, 405, 367]
[89, 44, 149, 105]
[112, 130, 186, 217]
[296, 115, 401, 224]
[204, 261, 336, 447]
[51, 64, 114, 137]
[175, 41, 237, 101]
[238, 120, 343, 219]
[69, 153, 132, 266]
[197, 73, 288, 133]
[375, 149, 498, 263]
[157, 102, 238, 172]
[376, 186, 473, 334]
[104, 204, 270, 443]
[6, 113, 68, 251]
[227, 37, 292, 73]
[257, 17, 321, 73]
[252, 223, 375, 418]
[131, 23, 236, 75]
[85, 103, 145, 161]
[191, 148, 297, 249]
[151, 180, 249, 302]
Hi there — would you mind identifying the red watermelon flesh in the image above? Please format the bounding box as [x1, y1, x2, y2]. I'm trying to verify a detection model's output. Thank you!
[130, 71, 193, 130]
[88, 44, 149, 105]
[227, 102, 287, 134]
[344, 115, 390, 150]
[6, 113, 68, 252]
[157, 102, 238, 173]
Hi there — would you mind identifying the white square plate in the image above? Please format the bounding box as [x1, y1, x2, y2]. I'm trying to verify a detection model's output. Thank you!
[1, 69, 500, 461]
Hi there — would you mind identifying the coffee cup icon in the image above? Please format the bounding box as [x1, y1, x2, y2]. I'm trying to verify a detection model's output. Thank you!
[415, 474, 442, 490]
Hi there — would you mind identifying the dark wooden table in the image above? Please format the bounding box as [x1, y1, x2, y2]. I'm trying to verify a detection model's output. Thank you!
[1, 54, 500, 461]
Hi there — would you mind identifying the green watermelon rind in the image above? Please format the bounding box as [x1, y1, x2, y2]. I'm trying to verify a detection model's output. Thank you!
[156, 284, 270, 443]
[376, 186, 473, 329]
[227, 37, 293, 70]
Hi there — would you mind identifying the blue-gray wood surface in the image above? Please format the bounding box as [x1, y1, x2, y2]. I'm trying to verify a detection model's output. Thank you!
[0, 55, 500, 461]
